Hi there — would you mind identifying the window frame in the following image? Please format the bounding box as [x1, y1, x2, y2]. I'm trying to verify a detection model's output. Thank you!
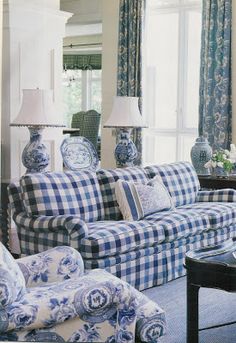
[62, 68, 102, 126]
[143, 0, 201, 164]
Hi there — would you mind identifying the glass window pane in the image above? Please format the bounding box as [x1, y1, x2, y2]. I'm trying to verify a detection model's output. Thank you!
[143, 133, 177, 165]
[62, 70, 82, 127]
[91, 80, 102, 113]
[185, 10, 201, 129]
[146, 12, 179, 129]
[92, 70, 102, 79]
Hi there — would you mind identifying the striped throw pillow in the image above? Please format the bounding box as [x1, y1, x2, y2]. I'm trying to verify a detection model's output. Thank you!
[115, 176, 174, 221]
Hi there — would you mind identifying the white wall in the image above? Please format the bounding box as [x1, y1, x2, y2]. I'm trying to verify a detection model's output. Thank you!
[2, 0, 71, 181]
[101, 0, 119, 168]
[232, 0, 236, 144]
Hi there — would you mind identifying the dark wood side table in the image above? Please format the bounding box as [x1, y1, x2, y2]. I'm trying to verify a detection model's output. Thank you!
[198, 175, 236, 190]
[185, 240, 236, 343]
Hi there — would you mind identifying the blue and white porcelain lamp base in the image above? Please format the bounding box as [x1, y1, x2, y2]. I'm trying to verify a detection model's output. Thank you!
[22, 127, 49, 173]
[115, 128, 137, 167]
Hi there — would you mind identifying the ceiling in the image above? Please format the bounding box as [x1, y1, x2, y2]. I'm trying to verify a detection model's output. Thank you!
[60, 0, 102, 26]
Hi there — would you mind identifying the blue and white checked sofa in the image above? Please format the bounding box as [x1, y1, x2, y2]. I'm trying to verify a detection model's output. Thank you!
[0, 242, 166, 342]
[8, 161, 236, 291]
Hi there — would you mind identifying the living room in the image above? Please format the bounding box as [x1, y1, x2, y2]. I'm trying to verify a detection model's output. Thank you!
[0, 0, 236, 342]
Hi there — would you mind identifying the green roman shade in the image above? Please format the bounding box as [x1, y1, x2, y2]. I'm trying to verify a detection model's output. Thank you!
[63, 54, 102, 70]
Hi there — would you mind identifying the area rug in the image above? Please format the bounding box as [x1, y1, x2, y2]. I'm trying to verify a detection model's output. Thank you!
[143, 276, 236, 343]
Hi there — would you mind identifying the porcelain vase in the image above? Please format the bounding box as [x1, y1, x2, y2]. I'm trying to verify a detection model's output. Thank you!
[190, 136, 212, 175]
[211, 166, 229, 178]
[115, 128, 137, 167]
[22, 127, 49, 173]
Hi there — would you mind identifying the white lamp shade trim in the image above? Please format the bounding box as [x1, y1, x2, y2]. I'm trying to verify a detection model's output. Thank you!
[104, 96, 147, 128]
[10, 89, 65, 127]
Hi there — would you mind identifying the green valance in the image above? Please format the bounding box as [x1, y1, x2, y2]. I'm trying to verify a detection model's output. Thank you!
[63, 54, 102, 70]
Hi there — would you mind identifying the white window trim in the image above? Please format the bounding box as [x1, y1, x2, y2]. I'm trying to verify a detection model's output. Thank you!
[143, 0, 201, 163]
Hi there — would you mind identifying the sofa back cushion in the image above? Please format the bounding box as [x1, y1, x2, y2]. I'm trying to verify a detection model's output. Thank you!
[8, 182, 24, 214]
[0, 242, 25, 307]
[20, 171, 105, 222]
[145, 162, 200, 207]
[96, 167, 149, 220]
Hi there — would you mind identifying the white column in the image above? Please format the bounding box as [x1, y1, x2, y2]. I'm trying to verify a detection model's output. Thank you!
[101, 0, 119, 168]
[2, 0, 72, 181]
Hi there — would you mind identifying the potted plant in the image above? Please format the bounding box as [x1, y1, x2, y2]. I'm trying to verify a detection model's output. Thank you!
[204, 149, 234, 177]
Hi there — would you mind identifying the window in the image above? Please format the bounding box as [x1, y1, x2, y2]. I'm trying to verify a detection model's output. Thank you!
[62, 66, 102, 127]
[143, 0, 202, 165]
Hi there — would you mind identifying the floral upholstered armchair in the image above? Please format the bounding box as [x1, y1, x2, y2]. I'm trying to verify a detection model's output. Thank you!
[0, 243, 166, 342]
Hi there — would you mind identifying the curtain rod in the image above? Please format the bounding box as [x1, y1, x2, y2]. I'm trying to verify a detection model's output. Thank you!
[63, 43, 101, 48]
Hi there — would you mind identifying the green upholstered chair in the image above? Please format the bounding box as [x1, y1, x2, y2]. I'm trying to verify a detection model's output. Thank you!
[71, 110, 101, 155]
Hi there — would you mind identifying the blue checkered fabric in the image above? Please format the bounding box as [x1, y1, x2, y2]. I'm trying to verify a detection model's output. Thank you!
[79, 220, 165, 259]
[145, 208, 210, 242]
[163, 225, 236, 283]
[8, 183, 24, 213]
[20, 171, 105, 222]
[197, 189, 236, 202]
[180, 202, 236, 230]
[86, 225, 236, 290]
[13, 212, 88, 255]
[96, 167, 149, 220]
[84, 244, 164, 269]
[145, 162, 200, 207]
[106, 250, 167, 290]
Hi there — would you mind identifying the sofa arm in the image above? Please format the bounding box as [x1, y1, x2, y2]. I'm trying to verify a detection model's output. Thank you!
[2, 271, 137, 339]
[17, 246, 84, 287]
[13, 212, 88, 240]
[196, 189, 236, 202]
[135, 293, 166, 342]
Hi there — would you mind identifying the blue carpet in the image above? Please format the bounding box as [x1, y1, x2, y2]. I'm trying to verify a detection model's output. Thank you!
[143, 276, 236, 343]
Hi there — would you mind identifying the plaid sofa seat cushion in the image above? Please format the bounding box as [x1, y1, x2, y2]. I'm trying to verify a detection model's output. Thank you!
[20, 171, 105, 222]
[79, 220, 166, 259]
[145, 209, 211, 242]
[179, 202, 236, 229]
[145, 162, 200, 207]
[96, 167, 149, 220]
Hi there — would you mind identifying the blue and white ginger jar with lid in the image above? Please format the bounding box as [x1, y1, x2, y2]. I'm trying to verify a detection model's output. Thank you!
[190, 136, 212, 175]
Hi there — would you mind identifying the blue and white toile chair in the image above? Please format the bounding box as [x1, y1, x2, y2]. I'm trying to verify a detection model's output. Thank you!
[0, 243, 166, 342]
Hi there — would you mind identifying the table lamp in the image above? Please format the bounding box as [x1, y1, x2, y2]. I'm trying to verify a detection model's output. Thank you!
[104, 96, 147, 167]
[10, 89, 65, 173]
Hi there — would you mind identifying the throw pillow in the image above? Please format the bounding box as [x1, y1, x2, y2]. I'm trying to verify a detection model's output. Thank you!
[0, 242, 26, 307]
[115, 175, 174, 221]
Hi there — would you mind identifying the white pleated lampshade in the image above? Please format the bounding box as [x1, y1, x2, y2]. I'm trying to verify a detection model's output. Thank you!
[11, 89, 65, 127]
[104, 96, 147, 128]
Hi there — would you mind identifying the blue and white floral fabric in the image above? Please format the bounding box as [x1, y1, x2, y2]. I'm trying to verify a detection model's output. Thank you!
[117, 0, 144, 166]
[0, 243, 25, 308]
[0, 244, 167, 342]
[17, 246, 84, 287]
[199, 0, 232, 150]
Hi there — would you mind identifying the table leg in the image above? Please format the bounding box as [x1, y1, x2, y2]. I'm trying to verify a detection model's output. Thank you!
[187, 274, 200, 343]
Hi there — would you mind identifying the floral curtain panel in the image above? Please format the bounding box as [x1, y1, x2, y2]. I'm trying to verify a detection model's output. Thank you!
[117, 0, 144, 166]
[198, 0, 232, 150]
